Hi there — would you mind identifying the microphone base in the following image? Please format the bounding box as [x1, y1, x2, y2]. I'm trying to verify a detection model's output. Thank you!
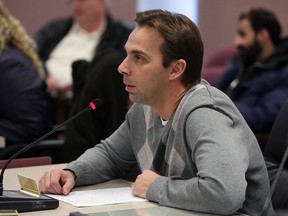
[0, 190, 59, 212]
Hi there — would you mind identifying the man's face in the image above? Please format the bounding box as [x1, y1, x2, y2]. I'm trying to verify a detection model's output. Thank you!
[234, 19, 262, 66]
[118, 26, 172, 106]
[70, 0, 104, 25]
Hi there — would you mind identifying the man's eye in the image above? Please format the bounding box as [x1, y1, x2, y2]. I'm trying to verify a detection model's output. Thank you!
[135, 55, 142, 61]
[238, 30, 245, 37]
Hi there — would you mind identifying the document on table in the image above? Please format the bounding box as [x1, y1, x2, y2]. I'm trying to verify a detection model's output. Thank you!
[46, 187, 147, 207]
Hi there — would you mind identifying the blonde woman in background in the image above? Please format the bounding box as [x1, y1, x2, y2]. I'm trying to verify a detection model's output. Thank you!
[0, 1, 51, 151]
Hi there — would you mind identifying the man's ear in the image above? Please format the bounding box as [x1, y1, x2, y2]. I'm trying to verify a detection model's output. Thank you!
[169, 59, 186, 81]
[257, 28, 270, 43]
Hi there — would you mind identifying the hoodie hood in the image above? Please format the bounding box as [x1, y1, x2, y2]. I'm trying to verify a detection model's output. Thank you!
[262, 37, 288, 68]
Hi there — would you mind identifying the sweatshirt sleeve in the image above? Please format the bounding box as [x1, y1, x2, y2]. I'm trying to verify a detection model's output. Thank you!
[65, 119, 137, 187]
[146, 107, 249, 215]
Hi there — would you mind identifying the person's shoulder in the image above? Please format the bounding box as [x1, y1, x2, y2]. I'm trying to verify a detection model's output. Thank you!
[184, 83, 235, 111]
[107, 15, 134, 33]
[0, 45, 39, 79]
[126, 103, 149, 117]
[180, 84, 241, 125]
[0, 45, 27, 63]
[91, 50, 124, 65]
[274, 37, 288, 67]
[276, 37, 288, 53]
[38, 16, 73, 32]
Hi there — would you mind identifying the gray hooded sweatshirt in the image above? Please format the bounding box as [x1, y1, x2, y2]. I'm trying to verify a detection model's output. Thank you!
[67, 81, 274, 215]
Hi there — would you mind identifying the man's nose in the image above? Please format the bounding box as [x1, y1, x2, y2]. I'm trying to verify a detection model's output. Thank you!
[233, 36, 242, 48]
[118, 58, 130, 75]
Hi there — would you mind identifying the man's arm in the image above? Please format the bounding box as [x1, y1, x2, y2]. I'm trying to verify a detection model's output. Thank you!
[65, 119, 137, 187]
[39, 117, 136, 193]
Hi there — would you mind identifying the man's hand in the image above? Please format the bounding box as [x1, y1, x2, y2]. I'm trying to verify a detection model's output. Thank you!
[132, 170, 160, 198]
[45, 75, 71, 94]
[45, 76, 62, 93]
[38, 168, 75, 195]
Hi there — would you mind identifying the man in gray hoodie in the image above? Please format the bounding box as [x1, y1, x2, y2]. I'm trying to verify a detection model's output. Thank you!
[39, 9, 274, 215]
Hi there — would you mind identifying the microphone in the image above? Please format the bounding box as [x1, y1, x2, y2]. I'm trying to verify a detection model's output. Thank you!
[0, 98, 102, 212]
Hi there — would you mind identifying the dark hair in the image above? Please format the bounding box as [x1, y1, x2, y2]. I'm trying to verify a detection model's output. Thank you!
[135, 9, 203, 88]
[239, 8, 282, 45]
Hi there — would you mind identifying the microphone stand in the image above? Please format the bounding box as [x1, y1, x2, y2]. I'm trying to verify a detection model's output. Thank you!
[0, 98, 101, 198]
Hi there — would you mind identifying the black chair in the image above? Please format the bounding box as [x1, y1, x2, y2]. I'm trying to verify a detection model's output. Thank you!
[0, 156, 52, 169]
[60, 50, 129, 163]
[0, 127, 65, 163]
[263, 98, 288, 210]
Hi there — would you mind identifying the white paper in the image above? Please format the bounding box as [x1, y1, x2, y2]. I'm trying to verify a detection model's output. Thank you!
[46, 187, 146, 207]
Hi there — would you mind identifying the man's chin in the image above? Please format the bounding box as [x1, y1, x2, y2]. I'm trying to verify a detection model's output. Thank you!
[237, 48, 246, 56]
[129, 94, 137, 103]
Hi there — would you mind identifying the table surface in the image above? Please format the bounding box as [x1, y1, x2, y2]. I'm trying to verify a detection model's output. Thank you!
[2, 164, 208, 216]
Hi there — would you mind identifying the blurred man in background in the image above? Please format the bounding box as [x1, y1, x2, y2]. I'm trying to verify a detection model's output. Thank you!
[36, 0, 131, 96]
[35, 0, 132, 162]
[213, 8, 288, 136]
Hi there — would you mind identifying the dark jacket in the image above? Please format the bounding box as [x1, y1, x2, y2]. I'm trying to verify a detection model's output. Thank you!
[213, 38, 288, 133]
[0, 45, 51, 146]
[60, 50, 128, 162]
[35, 15, 132, 66]
[34, 15, 132, 162]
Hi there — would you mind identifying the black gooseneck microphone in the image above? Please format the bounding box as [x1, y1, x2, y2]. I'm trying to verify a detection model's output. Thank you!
[0, 98, 101, 212]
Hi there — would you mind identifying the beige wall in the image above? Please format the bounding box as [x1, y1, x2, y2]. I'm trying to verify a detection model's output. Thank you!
[2, 0, 136, 37]
[2, 0, 288, 63]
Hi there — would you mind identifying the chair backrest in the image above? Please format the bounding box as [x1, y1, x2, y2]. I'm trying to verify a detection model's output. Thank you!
[202, 46, 237, 84]
[0, 138, 64, 163]
[61, 50, 128, 163]
[263, 98, 288, 169]
[0, 156, 52, 169]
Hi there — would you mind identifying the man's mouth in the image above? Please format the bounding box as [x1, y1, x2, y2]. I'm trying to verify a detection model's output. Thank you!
[125, 84, 135, 92]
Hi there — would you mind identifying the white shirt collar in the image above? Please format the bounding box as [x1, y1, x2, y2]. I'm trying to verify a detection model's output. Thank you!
[71, 19, 107, 38]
